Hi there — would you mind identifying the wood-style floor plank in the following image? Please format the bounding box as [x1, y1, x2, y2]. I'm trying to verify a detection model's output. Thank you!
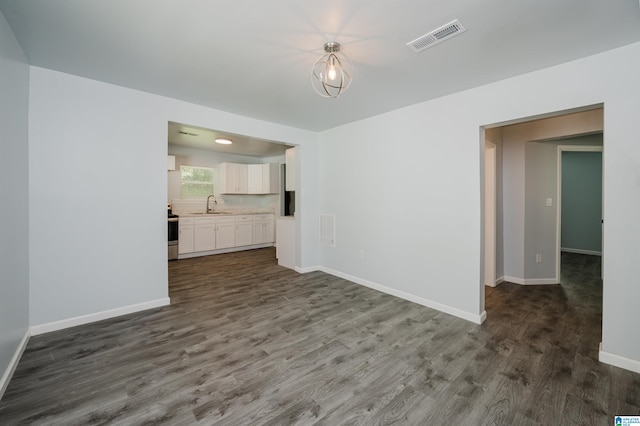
[1, 249, 639, 425]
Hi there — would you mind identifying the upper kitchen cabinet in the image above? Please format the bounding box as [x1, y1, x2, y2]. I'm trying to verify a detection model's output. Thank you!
[285, 148, 295, 191]
[221, 162, 279, 194]
[220, 162, 248, 194]
[248, 163, 279, 194]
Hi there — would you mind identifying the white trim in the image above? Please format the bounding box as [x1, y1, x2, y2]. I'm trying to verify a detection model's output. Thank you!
[561, 247, 602, 256]
[178, 243, 273, 259]
[523, 278, 559, 285]
[0, 329, 30, 400]
[599, 342, 640, 374]
[503, 275, 558, 285]
[30, 298, 170, 336]
[485, 276, 504, 288]
[295, 265, 318, 274]
[306, 266, 486, 324]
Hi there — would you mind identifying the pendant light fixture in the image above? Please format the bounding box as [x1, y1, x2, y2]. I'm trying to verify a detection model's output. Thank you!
[311, 42, 352, 98]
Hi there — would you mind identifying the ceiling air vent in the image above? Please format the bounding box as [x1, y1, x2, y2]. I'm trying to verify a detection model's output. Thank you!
[406, 19, 466, 53]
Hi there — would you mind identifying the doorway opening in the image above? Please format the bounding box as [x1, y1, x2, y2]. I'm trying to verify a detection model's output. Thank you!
[480, 105, 604, 320]
[556, 144, 603, 280]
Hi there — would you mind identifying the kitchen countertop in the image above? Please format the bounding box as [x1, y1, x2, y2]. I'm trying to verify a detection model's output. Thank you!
[175, 210, 275, 217]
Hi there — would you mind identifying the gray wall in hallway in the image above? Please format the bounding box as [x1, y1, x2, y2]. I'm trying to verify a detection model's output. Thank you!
[562, 151, 603, 253]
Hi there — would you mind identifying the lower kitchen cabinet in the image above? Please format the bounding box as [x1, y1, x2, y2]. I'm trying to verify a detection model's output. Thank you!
[178, 217, 195, 254]
[178, 213, 275, 259]
[253, 214, 275, 244]
[234, 215, 253, 247]
[194, 217, 216, 252]
[215, 220, 235, 249]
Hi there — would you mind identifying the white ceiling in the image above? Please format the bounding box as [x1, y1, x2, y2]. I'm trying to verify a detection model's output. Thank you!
[2, 0, 639, 135]
[168, 122, 292, 157]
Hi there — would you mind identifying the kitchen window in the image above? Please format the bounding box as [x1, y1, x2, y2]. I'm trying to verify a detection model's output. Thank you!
[180, 165, 214, 198]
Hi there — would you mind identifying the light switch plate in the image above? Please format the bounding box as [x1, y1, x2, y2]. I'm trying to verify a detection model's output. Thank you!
[546, 198, 553, 207]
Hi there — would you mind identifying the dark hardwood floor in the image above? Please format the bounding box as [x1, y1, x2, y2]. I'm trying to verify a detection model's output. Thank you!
[1, 249, 638, 424]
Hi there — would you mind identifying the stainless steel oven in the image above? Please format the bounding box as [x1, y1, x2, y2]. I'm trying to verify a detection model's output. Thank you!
[168, 214, 179, 260]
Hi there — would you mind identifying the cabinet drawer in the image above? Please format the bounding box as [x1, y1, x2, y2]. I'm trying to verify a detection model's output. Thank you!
[215, 215, 235, 224]
[235, 215, 253, 222]
[253, 214, 274, 221]
[179, 217, 194, 225]
[194, 217, 216, 225]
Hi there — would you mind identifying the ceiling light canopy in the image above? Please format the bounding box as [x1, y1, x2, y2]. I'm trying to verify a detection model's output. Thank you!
[311, 42, 352, 98]
[215, 138, 232, 145]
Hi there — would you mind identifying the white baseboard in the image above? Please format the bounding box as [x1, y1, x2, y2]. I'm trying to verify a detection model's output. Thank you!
[561, 247, 602, 256]
[599, 342, 640, 374]
[0, 328, 30, 400]
[305, 266, 486, 324]
[485, 276, 505, 288]
[30, 298, 170, 336]
[295, 265, 320, 274]
[503, 276, 558, 285]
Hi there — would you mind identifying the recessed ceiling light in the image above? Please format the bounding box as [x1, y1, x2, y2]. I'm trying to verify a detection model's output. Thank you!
[215, 138, 232, 145]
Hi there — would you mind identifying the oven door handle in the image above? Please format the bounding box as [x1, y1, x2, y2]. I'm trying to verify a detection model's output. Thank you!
[168, 218, 179, 223]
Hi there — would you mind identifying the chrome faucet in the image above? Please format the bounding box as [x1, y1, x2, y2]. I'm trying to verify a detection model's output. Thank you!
[206, 194, 217, 213]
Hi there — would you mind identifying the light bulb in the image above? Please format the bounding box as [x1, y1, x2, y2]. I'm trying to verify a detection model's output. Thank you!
[328, 67, 336, 81]
[328, 56, 337, 80]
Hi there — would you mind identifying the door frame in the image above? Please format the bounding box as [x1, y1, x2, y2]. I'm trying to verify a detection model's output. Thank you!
[484, 141, 497, 287]
[555, 145, 603, 281]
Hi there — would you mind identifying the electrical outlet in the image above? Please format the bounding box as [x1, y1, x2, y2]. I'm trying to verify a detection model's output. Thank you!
[536, 253, 542, 263]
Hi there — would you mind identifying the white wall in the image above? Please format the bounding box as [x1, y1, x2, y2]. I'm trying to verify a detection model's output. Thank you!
[317, 42, 640, 369]
[28, 66, 318, 328]
[0, 10, 30, 397]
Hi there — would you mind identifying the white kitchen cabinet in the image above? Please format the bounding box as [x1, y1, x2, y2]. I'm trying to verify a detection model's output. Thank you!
[235, 217, 254, 247]
[178, 217, 195, 254]
[194, 217, 216, 252]
[215, 221, 235, 249]
[220, 162, 248, 194]
[253, 214, 275, 244]
[247, 164, 263, 194]
[285, 148, 296, 191]
[248, 164, 279, 194]
[179, 213, 275, 258]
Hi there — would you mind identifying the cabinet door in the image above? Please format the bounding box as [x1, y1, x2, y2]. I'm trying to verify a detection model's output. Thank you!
[253, 220, 275, 244]
[220, 163, 248, 194]
[194, 223, 216, 252]
[178, 224, 194, 254]
[235, 164, 248, 193]
[235, 222, 253, 246]
[253, 221, 265, 244]
[215, 222, 235, 249]
[263, 219, 275, 243]
[247, 164, 263, 194]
